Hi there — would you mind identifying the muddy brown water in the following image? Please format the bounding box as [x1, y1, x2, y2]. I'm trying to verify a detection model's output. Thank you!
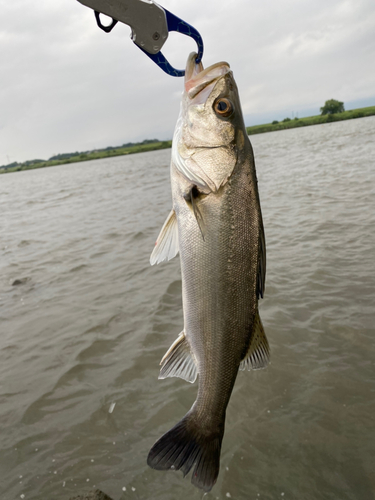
[1, 116, 375, 500]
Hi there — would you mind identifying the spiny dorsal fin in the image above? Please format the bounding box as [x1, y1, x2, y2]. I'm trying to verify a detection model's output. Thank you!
[239, 310, 270, 371]
[150, 209, 179, 265]
[159, 331, 198, 383]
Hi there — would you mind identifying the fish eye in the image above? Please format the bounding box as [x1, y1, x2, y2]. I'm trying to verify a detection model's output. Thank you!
[214, 98, 233, 117]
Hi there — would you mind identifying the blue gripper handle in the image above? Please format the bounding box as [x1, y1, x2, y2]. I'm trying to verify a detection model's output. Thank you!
[139, 9, 204, 77]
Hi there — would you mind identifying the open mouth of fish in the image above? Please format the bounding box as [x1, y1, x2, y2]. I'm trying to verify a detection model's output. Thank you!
[184, 53, 231, 102]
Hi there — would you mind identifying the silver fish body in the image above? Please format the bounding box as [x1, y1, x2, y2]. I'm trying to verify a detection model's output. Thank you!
[147, 54, 269, 492]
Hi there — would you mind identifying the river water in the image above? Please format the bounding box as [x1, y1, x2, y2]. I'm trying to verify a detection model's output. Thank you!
[1, 116, 374, 500]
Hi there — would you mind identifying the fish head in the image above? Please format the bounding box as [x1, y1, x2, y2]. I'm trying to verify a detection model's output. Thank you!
[172, 53, 247, 193]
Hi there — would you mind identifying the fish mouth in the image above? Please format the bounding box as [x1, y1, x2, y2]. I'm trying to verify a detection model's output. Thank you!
[184, 52, 230, 100]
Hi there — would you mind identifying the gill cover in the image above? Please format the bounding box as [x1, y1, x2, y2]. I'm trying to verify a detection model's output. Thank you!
[172, 53, 242, 193]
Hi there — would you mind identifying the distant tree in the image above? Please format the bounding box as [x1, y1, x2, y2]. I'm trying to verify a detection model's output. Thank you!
[23, 159, 44, 166]
[1, 161, 18, 169]
[282, 117, 291, 122]
[272, 120, 279, 124]
[320, 99, 345, 115]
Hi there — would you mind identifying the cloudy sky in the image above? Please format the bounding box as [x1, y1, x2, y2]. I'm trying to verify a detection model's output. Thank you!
[1, 0, 374, 164]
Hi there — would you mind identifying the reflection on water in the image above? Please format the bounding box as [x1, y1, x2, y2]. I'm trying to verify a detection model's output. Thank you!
[1, 116, 375, 500]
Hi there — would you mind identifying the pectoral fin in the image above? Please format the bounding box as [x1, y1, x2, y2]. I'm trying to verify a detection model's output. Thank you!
[184, 186, 206, 240]
[240, 310, 270, 370]
[150, 210, 179, 265]
[159, 331, 198, 383]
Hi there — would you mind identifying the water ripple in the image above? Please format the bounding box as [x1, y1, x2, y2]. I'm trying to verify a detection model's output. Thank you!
[0, 118, 375, 499]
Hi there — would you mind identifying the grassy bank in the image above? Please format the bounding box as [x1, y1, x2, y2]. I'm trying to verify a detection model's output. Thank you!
[246, 105, 375, 135]
[0, 140, 172, 174]
[2, 105, 374, 174]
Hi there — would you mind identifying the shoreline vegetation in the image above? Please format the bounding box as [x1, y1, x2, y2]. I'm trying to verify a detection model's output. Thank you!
[246, 105, 375, 135]
[1, 105, 374, 175]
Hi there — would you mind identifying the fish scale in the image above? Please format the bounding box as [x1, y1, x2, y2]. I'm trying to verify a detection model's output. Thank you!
[148, 53, 269, 491]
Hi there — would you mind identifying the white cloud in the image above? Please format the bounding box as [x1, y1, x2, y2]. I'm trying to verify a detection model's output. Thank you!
[0, 0, 374, 163]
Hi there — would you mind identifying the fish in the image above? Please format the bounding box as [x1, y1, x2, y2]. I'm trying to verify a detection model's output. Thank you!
[147, 52, 269, 492]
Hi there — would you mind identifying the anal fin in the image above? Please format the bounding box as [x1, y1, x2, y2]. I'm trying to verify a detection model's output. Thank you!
[240, 310, 270, 371]
[150, 209, 179, 265]
[159, 331, 198, 383]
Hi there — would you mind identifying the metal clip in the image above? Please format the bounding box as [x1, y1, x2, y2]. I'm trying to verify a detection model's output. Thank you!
[77, 0, 204, 77]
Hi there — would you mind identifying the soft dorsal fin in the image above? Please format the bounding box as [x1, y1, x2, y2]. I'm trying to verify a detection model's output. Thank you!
[159, 331, 198, 383]
[257, 221, 266, 299]
[240, 310, 270, 371]
[150, 209, 179, 265]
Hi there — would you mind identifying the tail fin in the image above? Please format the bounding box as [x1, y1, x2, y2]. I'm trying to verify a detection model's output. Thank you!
[147, 411, 224, 492]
